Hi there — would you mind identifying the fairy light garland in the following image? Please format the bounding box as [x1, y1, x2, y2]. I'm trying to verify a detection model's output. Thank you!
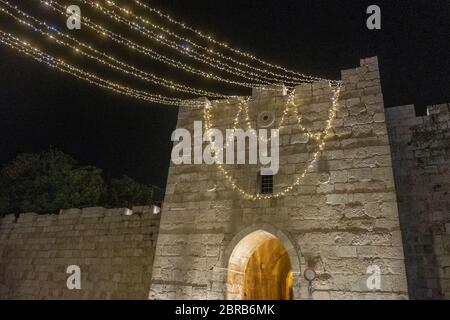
[248, 90, 323, 145]
[101, 0, 326, 85]
[203, 83, 341, 201]
[0, 0, 342, 199]
[41, 0, 271, 89]
[131, 0, 340, 85]
[0, 1, 231, 99]
[0, 34, 164, 104]
[0, 30, 204, 108]
[0, 1, 340, 106]
[74, 0, 294, 87]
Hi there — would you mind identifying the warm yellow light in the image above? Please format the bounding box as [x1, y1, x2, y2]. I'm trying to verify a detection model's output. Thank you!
[0, 2, 229, 99]
[203, 84, 341, 201]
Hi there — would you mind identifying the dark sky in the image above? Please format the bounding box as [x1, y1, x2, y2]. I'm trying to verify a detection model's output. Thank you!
[0, 0, 449, 189]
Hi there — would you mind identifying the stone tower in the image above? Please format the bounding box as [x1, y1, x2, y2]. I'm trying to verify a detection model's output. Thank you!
[386, 104, 450, 299]
[149, 57, 409, 300]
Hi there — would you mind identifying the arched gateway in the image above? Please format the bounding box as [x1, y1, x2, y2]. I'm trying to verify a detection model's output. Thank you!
[226, 230, 294, 300]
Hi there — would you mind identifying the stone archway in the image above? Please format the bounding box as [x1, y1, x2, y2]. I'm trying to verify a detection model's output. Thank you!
[226, 229, 297, 300]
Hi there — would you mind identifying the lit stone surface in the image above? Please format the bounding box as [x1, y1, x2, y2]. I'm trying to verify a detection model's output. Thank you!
[0, 207, 160, 299]
[149, 57, 410, 300]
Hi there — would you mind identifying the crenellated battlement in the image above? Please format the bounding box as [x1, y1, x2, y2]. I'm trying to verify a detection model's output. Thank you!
[386, 103, 450, 146]
[386, 103, 449, 127]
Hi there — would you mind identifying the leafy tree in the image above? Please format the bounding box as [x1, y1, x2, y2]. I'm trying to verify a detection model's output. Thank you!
[0, 149, 106, 215]
[106, 175, 156, 208]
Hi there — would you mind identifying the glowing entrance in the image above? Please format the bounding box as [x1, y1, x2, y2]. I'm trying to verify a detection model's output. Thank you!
[226, 230, 293, 300]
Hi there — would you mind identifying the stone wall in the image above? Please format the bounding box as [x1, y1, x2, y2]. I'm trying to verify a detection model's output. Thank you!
[386, 104, 450, 299]
[150, 57, 409, 300]
[5, 57, 444, 300]
[0, 207, 160, 299]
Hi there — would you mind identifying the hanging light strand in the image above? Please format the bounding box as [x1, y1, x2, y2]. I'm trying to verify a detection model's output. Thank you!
[41, 0, 273, 89]
[0, 1, 231, 99]
[245, 91, 324, 145]
[101, 0, 327, 85]
[203, 83, 341, 201]
[131, 0, 340, 85]
[71, 0, 295, 87]
[0, 30, 203, 108]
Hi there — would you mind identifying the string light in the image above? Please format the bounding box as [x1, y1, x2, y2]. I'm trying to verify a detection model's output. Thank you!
[41, 0, 269, 89]
[0, 30, 203, 108]
[131, 0, 340, 85]
[101, 0, 329, 85]
[203, 83, 341, 201]
[73, 0, 294, 87]
[38, 1, 342, 92]
[0, 0, 342, 200]
[0, 1, 230, 99]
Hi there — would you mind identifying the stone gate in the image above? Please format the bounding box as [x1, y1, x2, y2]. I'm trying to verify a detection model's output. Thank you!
[149, 57, 409, 300]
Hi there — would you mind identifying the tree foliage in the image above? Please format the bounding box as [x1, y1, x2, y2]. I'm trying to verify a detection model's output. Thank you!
[106, 175, 156, 209]
[0, 149, 105, 215]
[0, 149, 158, 215]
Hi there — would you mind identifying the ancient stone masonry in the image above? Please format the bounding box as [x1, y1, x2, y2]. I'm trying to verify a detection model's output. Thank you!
[386, 104, 450, 299]
[5, 56, 447, 300]
[0, 207, 160, 299]
[149, 57, 409, 300]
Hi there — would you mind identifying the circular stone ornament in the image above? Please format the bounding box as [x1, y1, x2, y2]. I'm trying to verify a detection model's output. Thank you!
[304, 269, 317, 282]
[257, 111, 275, 128]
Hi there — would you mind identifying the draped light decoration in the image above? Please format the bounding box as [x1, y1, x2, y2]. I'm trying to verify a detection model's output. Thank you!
[203, 83, 341, 200]
[78, 0, 287, 86]
[0, 1, 229, 99]
[131, 0, 339, 85]
[0, 0, 342, 199]
[40, 0, 269, 89]
[0, 30, 202, 107]
[2, 0, 340, 99]
[77, 0, 320, 86]
[47, 0, 323, 88]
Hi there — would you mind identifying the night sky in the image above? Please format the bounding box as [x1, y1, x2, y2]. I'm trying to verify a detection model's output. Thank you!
[0, 0, 449, 189]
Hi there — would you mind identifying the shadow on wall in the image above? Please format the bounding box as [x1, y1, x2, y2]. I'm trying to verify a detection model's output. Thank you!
[386, 103, 450, 299]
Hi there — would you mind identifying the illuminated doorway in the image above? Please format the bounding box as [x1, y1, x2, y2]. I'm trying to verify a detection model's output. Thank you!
[227, 230, 293, 300]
